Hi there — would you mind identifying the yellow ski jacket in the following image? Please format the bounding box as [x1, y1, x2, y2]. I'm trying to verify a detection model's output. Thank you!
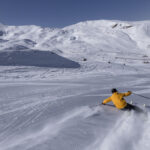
[102, 91, 132, 109]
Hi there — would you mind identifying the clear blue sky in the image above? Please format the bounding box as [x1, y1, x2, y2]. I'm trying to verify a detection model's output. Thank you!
[0, 0, 150, 28]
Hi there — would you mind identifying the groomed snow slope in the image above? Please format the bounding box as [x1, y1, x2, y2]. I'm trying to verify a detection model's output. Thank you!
[0, 20, 150, 150]
[0, 74, 150, 150]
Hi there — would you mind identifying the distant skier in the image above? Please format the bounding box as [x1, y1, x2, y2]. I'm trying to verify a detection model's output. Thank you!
[102, 88, 136, 111]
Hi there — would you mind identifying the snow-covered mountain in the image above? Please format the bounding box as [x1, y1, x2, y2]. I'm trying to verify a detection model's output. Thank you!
[1, 20, 150, 150]
[0, 20, 150, 80]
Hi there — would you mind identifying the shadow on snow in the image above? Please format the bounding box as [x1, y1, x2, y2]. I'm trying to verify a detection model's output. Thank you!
[0, 50, 80, 68]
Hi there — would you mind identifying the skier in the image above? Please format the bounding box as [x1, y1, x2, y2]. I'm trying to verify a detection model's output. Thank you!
[102, 88, 136, 111]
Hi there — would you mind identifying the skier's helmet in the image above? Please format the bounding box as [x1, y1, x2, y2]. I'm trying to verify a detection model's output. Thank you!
[111, 88, 118, 93]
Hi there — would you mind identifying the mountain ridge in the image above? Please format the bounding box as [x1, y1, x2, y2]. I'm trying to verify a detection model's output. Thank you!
[0, 20, 150, 80]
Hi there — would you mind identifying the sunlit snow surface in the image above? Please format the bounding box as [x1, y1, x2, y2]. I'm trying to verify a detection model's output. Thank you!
[0, 75, 150, 150]
[0, 20, 150, 150]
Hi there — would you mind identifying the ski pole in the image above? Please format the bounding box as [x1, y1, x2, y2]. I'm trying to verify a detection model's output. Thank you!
[132, 92, 150, 100]
[131, 93, 149, 107]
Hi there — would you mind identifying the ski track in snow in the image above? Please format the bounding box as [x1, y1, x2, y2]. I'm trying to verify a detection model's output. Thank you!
[0, 106, 93, 150]
[0, 74, 150, 150]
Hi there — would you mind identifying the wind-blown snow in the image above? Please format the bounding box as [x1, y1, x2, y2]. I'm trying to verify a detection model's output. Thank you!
[0, 20, 150, 150]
